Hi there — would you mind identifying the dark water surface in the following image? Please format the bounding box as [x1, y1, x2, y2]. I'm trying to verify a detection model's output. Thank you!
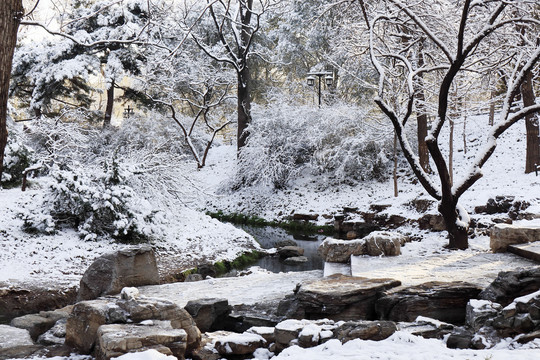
[230, 225, 326, 274]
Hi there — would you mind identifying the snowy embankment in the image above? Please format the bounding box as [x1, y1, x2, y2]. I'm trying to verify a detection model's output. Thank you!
[0, 185, 259, 288]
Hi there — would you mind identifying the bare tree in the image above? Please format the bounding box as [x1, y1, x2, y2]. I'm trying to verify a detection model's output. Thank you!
[191, 0, 271, 151]
[363, 0, 540, 249]
[0, 0, 24, 182]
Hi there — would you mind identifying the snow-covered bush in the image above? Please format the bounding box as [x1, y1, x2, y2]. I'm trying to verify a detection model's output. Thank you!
[23, 157, 160, 243]
[234, 102, 392, 189]
[1, 117, 34, 188]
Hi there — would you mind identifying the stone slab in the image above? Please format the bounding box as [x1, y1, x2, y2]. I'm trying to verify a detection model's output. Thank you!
[508, 242, 540, 263]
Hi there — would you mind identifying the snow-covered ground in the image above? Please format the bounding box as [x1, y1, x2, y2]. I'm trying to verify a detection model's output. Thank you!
[1, 112, 539, 359]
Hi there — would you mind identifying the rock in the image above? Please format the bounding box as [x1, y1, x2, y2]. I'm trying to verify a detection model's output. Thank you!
[492, 289, 540, 336]
[95, 323, 187, 360]
[296, 275, 401, 320]
[318, 238, 366, 263]
[246, 326, 276, 344]
[65, 300, 112, 353]
[474, 196, 529, 216]
[292, 213, 319, 221]
[318, 231, 404, 262]
[274, 319, 309, 346]
[214, 332, 266, 356]
[197, 264, 217, 279]
[276, 294, 305, 320]
[78, 245, 160, 301]
[397, 319, 454, 339]
[479, 267, 540, 306]
[409, 199, 436, 213]
[465, 299, 502, 331]
[66, 297, 201, 355]
[490, 223, 540, 252]
[346, 231, 358, 239]
[518, 330, 540, 344]
[10, 314, 57, 341]
[334, 320, 397, 342]
[0, 286, 77, 324]
[37, 319, 67, 346]
[363, 231, 403, 256]
[184, 298, 230, 333]
[278, 246, 304, 259]
[190, 332, 224, 360]
[185, 274, 204, 282]
[275, 239, 298, 248]
[0, 324, 41, 360]
[369, 204, 391, 213]
[375, 281, 482, 325]
[418, 214, 446, 231]
[298, 323, 322, 348]
[446, 327, 474, 349]
[334, 220, 379, 238]
[283, 256, 308, 265]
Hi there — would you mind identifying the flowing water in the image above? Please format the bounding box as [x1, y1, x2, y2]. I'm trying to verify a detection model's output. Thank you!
[229, 225, 326, 274]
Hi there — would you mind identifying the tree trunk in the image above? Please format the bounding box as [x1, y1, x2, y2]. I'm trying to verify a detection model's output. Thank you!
[103, 80, 114, 128]
[237, 0, 254, 152]
[416, 45, 431, 173]
[0, 0, 23, 182]
[439, 198, 468, 250]
[393, 131, 398, 197]
[237, 66, 251, 151]
[522, 71, 539, 173]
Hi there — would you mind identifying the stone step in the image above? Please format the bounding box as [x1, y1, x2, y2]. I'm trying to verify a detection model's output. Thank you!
[508, 242, 540, 263]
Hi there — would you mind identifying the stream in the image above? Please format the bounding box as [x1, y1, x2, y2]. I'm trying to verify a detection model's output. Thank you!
[229, 225, 326, 274]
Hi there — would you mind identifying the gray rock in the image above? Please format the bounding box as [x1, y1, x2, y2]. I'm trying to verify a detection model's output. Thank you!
[275, 239, 298, 248]
[376, 281, 482, 325]
[10, 314, 56, 341]
[245, 326, 276, 344]
[490, 224, 540, 252]
[185, 298, 230, 333]
[65, 297, 201, 355]
[334, 320, 397, 342]
[363, 231, 403, 256]
[446, 327, 474, 349]
[283, 256, 308, 265]
[78, 245, 160, 301]
[465, 299, 502, 331]
[215, 332, 265, 355]
[318, 238, 366, 263]
[479, 267, 540, 306]
[185, 274, 204, 282]
[95, 323, 187, 360]
[37, 319, 67, 346]
[296, 274, 401, 320]
[278, 246, 304, 259]
[418, 214, 446, 231]
[0, 325, 41, 360]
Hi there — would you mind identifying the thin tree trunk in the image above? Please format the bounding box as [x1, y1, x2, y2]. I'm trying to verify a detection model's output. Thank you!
[449, 118, 454, 186]
[489, 90, 495, 126]
[416, 43, 431, 173]
[463, 114, 467, 155]
[393, 131, 398, 197]
[522, 71, 539, 173]
[0, 0, 23, 182]
[103, 80, 114, 128]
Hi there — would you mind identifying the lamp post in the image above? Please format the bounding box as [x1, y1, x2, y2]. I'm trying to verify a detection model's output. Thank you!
[307, 71, 334, 107]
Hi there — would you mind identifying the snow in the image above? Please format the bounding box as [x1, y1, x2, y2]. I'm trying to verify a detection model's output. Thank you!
[111, 349, 177, 360]
[262, 333, 540, 360]
[217, 332, 265, 347]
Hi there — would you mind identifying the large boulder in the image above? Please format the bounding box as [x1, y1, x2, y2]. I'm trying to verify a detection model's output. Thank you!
[95, 323, 187, 360]
[465, 299, 502, 332]
[490, 223, 540, 252]
[184, 298, 230, 333]
[296, 274, 401, 320]
[318, 231, 404, 263]
[65, 297, 201, 355]
[375, 281, 482, 325]
[492, 289, 540, 338]
[77, 245, 160, 301]
[0, 325, 41, 360]
[479, 267, 540, 306]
